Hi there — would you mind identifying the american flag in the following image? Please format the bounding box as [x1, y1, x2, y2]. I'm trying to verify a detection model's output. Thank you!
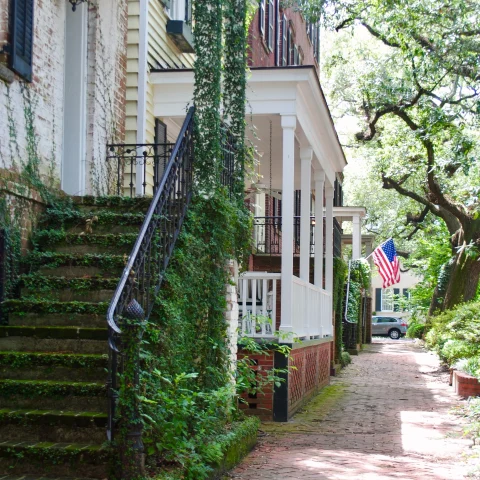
[373, 239, 400, 288]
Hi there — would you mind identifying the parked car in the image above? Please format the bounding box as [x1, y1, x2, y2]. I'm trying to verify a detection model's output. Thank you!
[372, 316, 407, 339]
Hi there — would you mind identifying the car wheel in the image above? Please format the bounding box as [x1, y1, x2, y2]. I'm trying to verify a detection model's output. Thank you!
[389, 329, 401, 340]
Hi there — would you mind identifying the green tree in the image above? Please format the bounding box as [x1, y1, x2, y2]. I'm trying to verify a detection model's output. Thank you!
[295, 0, 480, 312]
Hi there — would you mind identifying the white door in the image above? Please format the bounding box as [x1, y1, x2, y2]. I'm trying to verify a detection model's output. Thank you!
[62, 3, 88, 195]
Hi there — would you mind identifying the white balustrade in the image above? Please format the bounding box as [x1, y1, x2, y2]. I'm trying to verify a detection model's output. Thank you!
[291, 276, 332, 340]
[238, 272, 280, 338]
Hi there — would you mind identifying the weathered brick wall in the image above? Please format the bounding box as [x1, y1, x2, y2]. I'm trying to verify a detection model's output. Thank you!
[452, 370, 480, 398]
[248, 2, 319, 69]
[0, 0, 128, 195]
[288, 341, 331, 416]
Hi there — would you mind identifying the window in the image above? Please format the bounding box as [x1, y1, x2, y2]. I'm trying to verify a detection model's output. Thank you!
[314, 24, 321, 63]
[275, 2, 280, 65]
[381, 289, 394, 312]
[293, 45, 299, 65]
[282, 15, 287, 66]
[267, 0, 274, 51]
[165, 0, 191, 22]
[259, 0, 266, 37]
[287, 27, 293, 65]
[9, 0, 35, 82]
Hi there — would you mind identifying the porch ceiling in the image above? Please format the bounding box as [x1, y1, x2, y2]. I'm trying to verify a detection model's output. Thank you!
[150, 66, 347, 186]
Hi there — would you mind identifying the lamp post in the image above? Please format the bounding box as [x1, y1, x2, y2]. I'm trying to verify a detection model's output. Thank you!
[69, 0, 87, 11]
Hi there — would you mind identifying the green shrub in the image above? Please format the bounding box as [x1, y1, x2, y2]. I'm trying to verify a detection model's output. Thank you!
[406, 318, 426, 339]
[425, 300, 480, 366]
[341, 351, 351, 367]
[455, 357, 480, 379]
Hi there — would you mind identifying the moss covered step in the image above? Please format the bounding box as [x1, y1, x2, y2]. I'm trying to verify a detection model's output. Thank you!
[41, 209, 144, 234]
[0, 352, 107, 370]
[0, 380, 107, 411]
[7, 312, 106, 328]
[0, 475, 96, 480]
[0, 409, 107, 444]
[2, 300, 109, 316]
[0, 441, 110, 478]
[19, 275, 119, 303]
[0, 337, 107, 355]
[33, 231, 138, 255]
[72, 195, 152, 212]
[0, 327, 107, 341]
[24, 252, 126, 278]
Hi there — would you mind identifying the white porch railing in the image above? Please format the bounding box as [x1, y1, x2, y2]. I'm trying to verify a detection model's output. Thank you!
[292, 276, 333, 340]
[238, 272, 280, 338]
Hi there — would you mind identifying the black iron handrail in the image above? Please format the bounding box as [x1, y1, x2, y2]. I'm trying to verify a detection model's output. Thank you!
[253, 215, 343, 258]
[106, 142, 175, 197]
[105, 106, 195, 442]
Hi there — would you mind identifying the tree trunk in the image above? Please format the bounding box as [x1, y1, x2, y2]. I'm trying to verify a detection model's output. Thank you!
[438, 250, 480, 311]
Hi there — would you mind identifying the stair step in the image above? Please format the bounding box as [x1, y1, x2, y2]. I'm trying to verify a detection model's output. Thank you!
[0, 327, 107, 341]
[34, 231, 137, 255]
[2, 300, 109, 317]
[72, 195, 151, 212]
[19, 276, 118, 303]
[0, 441, 109, 478]
[0, 351, 106, 382]
[0, 409, 107, 443]
[0, 380, 106, 411]
[41, 209, 144, 234]
[0, 364, 105, 382]
[8, 313, 106, 328]
[0, 337, 106, 354]
[0, 352, 107, 369]
[25, 252, 126, 278]
[0, 475, 96, 479]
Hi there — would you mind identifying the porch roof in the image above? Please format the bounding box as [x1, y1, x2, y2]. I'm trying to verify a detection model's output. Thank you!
[150, 66, 347, 184]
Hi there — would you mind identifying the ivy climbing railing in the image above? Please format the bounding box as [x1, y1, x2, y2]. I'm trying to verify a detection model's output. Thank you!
[106, 106, 195, 447]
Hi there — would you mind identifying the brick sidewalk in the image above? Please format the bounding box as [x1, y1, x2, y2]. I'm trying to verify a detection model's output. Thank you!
[229, 340, 476, 479]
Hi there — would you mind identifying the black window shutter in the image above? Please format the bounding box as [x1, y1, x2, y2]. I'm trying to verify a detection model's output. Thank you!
[10, 0, 35, 82]
[403, 288, 409, 298]
[393, 288, 400, 311]
[375, 288, 382, 312]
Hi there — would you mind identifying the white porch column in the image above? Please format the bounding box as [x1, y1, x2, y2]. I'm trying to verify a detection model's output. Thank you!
[280, 115, 296, 337]
[325, 184, 334, 293]
[314, 171, 325, 288]
[352, 215, 361, 260]
[300, 147, 313, 282]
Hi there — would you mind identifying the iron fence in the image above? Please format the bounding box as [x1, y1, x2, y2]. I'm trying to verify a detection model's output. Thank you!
[106, 143, 175, 197]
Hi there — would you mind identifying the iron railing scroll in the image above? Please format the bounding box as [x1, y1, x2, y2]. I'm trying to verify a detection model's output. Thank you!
[106, 142, 175, 197]
[106, 106, 195, 448]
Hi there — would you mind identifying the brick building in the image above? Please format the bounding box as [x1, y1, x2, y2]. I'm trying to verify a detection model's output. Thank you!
[0, 0, 128, 196]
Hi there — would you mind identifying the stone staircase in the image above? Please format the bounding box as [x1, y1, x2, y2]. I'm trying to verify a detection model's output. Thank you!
[0, 196, 149, 479]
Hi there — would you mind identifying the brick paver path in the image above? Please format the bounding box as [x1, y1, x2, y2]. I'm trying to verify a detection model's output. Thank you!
[229, 340, 476, 479]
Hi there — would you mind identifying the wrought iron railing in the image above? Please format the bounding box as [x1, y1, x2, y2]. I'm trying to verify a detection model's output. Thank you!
[105, 106, 195, 443]
[253, 216, 315, 255]
[106, 142, 175, 197]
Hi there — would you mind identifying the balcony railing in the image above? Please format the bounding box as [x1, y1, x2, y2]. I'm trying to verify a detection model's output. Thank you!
[238, 272, 280, 338]
[253, 216, 343, 257]
[238, 272, 332, 340]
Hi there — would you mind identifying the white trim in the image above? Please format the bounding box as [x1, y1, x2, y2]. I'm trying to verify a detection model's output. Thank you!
[62, 3, 88, 195]
[136, 0, 149, 195]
